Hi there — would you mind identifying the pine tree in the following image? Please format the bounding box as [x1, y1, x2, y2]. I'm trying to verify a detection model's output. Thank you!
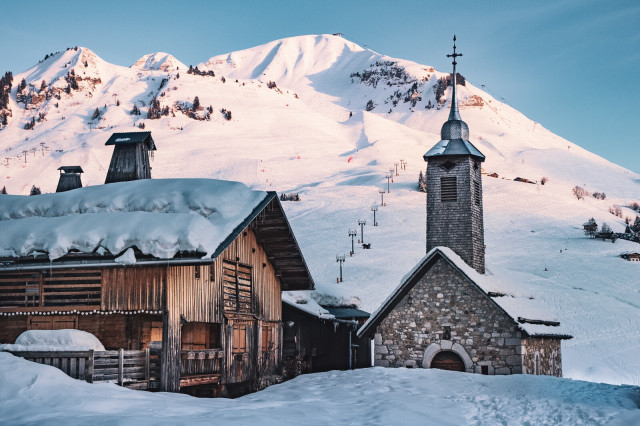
[40, 80, 47, 92]
[92, 107, 100, 120]
[131, 105, 140, 115]
[418, 171, 427, 192]
[18, 78, 26, 93]
[0, 186, 7, 194]
[29, 185, 41, 196]
[192, 96, 200, 111]
[633, 216, 640, 234]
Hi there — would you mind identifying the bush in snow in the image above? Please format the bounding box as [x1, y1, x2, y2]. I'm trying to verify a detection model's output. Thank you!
[593, 192, 606, 200]
[627, 202, 640, 212]
[609, 204, 622, 218]
[267, 81, 277, 89]
[540, 177, 548, 185]
[91, 108, 100, 120]
[572, 185, 586, 200]
[29, 185, 41, 196]
[365, 100, 374, 111]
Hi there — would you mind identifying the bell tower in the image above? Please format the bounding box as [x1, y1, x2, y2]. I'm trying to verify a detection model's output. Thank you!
[423, 36, 486, 274]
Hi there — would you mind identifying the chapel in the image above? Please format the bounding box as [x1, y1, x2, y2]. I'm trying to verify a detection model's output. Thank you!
[358, 37, 571, 376]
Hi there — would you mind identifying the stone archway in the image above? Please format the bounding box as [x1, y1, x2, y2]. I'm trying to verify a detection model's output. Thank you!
[422, 341, 473, 372]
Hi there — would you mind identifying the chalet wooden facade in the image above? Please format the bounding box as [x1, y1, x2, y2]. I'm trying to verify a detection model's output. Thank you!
[0, 187, 314, 396]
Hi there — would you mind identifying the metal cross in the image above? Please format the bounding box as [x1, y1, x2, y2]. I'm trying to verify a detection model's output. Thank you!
[446, 35, 463, 66]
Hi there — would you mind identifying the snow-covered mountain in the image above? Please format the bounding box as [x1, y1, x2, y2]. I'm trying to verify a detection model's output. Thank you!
[1, 34, 639, 386]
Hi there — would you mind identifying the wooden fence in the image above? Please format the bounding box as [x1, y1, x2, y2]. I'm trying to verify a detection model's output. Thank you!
[6, 348, 161, 389]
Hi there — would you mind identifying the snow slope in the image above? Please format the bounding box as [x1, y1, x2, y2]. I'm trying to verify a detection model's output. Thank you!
[1, 34, 639, 385]
[1, 353, 638, 425]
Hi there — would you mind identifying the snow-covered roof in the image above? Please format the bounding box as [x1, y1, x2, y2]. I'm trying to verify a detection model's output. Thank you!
[0, 178, 314, 291]
[358, 247, 572, 339]
[0, 178, 267, 261]
[282, 292, 336, 320]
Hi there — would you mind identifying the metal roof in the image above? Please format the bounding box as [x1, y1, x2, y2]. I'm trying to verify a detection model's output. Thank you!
[57, 166, 84, 174]
[423, 139, 485, 161]
[105, 132, 156, 150]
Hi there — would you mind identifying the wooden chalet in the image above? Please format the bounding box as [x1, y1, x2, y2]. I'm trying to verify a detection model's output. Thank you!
[282, 301, 370, 375]
[620, 252, 640, 262]
[104, 132, 156, 184]
[56, 166, 84, 192]
[0, 180, 314, 397]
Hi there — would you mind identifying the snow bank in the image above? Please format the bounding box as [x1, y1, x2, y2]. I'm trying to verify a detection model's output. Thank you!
[0, 329, 105, 351]
[0, 179, 267, 260]
[1, 352, 638, 425]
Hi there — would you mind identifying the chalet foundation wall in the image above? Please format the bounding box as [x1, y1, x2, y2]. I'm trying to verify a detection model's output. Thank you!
[521, 337, 562, 377]
[373, 258, 522, 374]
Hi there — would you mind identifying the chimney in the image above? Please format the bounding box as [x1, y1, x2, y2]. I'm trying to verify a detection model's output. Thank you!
[104, 131, 156, 184]
[56, 166, 84, 192]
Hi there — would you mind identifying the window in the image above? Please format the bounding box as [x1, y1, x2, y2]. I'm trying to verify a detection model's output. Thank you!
[534, 352, 540, 375]
[222, 260, 252, 313]
[474, 180, 481, 206]
[262, 325, 273, 351]
[28, 315, 78, 330]
[481, 365, 489, 375]
[232, 322, 251, 354]
[440, 177, 457, 202]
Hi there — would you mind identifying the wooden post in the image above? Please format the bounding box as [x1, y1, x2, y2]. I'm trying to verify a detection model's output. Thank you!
[118, 348, 124, 385]
[87, 350, 94, 383]
[145, 348, 150, 381]
[160, 309, 181, 392]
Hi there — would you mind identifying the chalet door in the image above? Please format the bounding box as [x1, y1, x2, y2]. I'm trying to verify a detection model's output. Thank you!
[430, 351, 465, 372]
[228, 319, 254, 383]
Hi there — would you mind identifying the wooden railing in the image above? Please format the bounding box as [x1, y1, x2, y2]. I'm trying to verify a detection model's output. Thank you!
[180, 348, 223, 387]
[5, 348, 161, 389]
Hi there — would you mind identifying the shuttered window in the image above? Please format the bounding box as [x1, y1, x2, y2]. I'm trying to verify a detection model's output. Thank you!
[440, 177, 457, 202]
[0, 270, 101, 308]
[474, 180, 481, 206]
[222, 260, 252, 313]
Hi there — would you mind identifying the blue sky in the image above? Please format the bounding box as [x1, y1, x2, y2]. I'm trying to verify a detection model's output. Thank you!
[1, 0, 639, 173]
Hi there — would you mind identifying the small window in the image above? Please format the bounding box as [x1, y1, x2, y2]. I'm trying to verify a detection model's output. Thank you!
[443, 326, 451, 340]
[474, 180, 481, 206]
[481, 365, 489, 375]
[534, 352, 540, 375]
[440, 177, 457, 202]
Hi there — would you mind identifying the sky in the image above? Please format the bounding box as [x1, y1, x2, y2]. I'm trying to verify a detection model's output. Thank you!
[1, 0, 638, 173]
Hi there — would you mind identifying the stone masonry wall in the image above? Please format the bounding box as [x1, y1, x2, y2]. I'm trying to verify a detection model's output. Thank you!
[374, 257, 522, 374]
[522, 337, 562, 377]
[426, 156, 484, 274]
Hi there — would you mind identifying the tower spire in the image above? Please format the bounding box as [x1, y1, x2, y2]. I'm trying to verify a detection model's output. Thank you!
[446, 35, 462, 121]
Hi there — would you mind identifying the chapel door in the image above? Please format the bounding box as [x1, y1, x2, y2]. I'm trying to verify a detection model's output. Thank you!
[430, 350, 465, 372]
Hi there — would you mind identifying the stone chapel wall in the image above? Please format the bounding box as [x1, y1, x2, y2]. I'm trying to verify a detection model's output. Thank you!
[521, 337, 562, 377]
[373, 257, 523, 374]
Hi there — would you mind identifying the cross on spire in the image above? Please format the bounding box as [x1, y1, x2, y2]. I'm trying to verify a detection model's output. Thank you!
[446, 35, 463, 66]
[445, 35, 462, 121]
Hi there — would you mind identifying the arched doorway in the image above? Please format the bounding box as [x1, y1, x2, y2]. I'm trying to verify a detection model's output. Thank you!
[430, 350, 465, 372]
